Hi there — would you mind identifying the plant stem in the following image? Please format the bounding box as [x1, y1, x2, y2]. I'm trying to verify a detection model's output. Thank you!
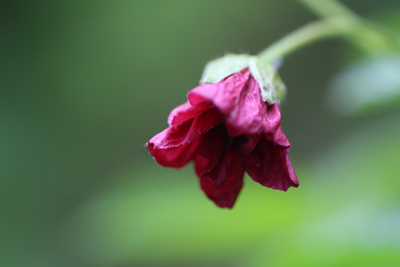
[258, 19, 352, 63]
[297, 0, 398, 53]
[258, 20, 397, 64]
[297, 0, 360, 21]
[259, 0, 398, 63]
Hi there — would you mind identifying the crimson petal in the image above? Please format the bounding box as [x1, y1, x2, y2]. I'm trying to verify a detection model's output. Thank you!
[199, 139, 246, 208]
[188, 70, 251, 115]
[148, 136, 202, 168]
[225, 76, 282, 137]
[265, 125, 290, 147]
[168, 101, 213, 126]
[243, 134, 260, 154]
[195, 124, 228, 177]
[225, 76, 265, 136]
[149, 108, 223, 150]
[246, 137, 299, 191]
[147, 108, 223, 168]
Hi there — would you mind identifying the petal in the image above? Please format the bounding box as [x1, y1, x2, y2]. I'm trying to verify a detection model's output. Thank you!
[204, 142, 229, 183]
[147, 108, 223, 168]
[243, 134, 260, 154]
[225, 76, 265, 136]
[199, 138, 246, 208]
[168, 101, 213, 126]
[246, 137, 298, 191]
[147, 136, 202, 168]
[188, 70, 251, 115]
[263, 103, 283, 133]
[265, 125, 290, 147]
[194, 124, 228, 177]
[225, 76, 281, 137]
[149, 108, 223, 150]
[194, 155, 211, 177]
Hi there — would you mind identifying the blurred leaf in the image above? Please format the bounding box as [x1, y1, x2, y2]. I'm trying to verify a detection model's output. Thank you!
[62, 166, 305, 267]
[327, 54, 400, 115]
[248, 115, 400, 267]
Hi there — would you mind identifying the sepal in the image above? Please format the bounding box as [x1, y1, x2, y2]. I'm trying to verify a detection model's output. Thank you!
[200, 54, 251, 84]
[249, 57, 287, 104]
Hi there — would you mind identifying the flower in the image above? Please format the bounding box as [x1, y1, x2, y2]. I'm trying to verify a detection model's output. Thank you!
[146, 62, 299, 208]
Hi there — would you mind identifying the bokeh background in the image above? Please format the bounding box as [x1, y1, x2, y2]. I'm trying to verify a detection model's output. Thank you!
[1, 1, 400, 266]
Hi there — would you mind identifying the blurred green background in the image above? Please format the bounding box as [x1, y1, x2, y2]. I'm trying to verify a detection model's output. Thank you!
[1, 1, 400, 266]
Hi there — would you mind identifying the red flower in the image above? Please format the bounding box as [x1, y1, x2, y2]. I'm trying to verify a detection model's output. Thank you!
[146, 68, 299, 208]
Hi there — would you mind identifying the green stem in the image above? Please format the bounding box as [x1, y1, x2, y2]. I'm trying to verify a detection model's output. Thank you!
[259, 18, 397, 64]
[297, 0, 398, 53]
[258, 19, 352, 63]
[297, 0, 360, 21]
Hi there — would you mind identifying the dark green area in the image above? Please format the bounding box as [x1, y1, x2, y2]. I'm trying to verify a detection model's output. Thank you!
[1, 1, 400, 266]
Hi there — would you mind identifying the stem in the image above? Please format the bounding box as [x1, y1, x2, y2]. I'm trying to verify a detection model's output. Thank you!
[258, 19, 352, 63]
[259, 12, 398, 63]
[259, 0, 364, 62]
[297, 0, 399, 53]
[297, 0, 360, 21]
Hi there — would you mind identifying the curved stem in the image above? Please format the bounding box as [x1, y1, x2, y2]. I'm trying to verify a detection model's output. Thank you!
[258, 18, 397, 64]
[298, 0, 360, 21]
[259, 0, 398, 63]
[298, 0, 398, 53]
[258, 19, 351, 63]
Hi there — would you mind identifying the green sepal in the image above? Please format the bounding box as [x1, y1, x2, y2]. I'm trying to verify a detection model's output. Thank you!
[249, 57, 287, 104]
[200, 54, 251, 84]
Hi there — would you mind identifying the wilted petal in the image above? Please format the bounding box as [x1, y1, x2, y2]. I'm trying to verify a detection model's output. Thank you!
[168, 101, 213, 126]
[265, 125, 290, 147]
[149, 108, 223, 150]
[225, 76, 265, 136]
[147, 108, 223, 168]
[243, 134, 260, 154]
[225, 76, 282, 136]
[194, 155, 211, 178]
[263, 103, 282, 133]
[204, 141, 229, 183]
[199, 139, 246, 208]
[188, 70, 251, 115]
[195, 125, 228, 177]
[147, 136, 202, 168]
[246, 137, 298, 191]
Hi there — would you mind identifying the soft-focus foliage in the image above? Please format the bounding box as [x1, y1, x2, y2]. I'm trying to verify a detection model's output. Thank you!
[66, 116, 400, 267]
[1, 1, 400, 267]
[328, 54, 400, 114]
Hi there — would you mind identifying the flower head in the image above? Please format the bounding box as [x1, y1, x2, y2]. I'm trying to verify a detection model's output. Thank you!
[146, 55, 299, 208]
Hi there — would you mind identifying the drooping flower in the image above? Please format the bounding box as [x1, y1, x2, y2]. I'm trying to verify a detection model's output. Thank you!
[146, 54, 299, 208]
